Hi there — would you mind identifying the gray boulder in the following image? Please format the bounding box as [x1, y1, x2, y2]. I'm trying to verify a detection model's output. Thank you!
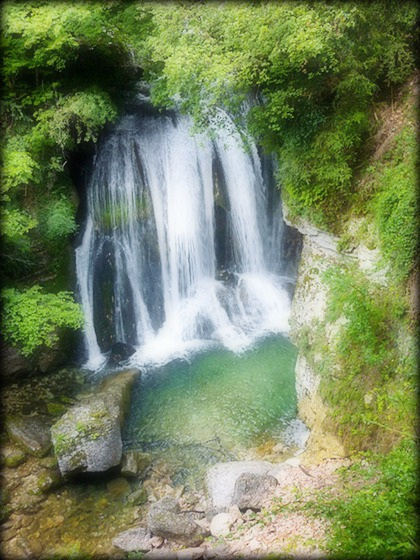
[6, 414, 52, 457]
[232, 472, 278, 511]
[206, 461, 274, 513]
[51, 369, 138, 476]
[112, 527, 151, 552]
[147, 496, 209, 546]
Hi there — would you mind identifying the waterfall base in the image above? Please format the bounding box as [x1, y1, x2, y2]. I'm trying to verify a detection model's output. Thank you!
[123, 335, 305, 490]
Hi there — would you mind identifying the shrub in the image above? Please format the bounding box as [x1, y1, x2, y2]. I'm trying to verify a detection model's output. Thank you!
[372, 124, 418, 281]
[39, 195, 78, 243]
[1, 286, 83, 356]
[312, 438, 417, 559]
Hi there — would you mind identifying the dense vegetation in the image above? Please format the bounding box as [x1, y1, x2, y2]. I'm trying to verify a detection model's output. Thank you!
[1, 1, 417, 353]
[1, 1, 418, 556]
[1, 1, 151, 351]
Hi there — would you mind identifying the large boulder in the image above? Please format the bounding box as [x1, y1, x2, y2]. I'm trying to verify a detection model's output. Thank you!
[147, 496, 209, 546]
[232, 472, 278, 511]
[51, 369, 138, 476]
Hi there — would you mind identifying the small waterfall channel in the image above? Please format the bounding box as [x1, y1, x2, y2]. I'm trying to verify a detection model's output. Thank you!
[75, 107, 296, 371]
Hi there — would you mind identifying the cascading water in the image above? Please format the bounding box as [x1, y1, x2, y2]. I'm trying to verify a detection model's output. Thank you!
[76, 108, 293, 371]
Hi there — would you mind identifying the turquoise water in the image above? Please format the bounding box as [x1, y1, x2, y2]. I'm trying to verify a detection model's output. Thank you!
[123, 335, 298, 487]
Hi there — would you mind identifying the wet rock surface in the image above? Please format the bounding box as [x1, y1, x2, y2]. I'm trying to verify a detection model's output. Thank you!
[109, 341, 136, 365]
[0, 444, 26, 468]
[210, 512, 234, 538]
[121, 450, 152, 478]
[0, 340, 33, 382]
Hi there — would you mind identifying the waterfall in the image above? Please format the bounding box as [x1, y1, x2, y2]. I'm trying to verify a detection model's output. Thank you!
[75, 109, 292, 370]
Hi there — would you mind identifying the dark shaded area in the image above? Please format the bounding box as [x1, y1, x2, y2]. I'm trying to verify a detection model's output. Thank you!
[212, 149, 233, 273]
[109, 342, 136, 366]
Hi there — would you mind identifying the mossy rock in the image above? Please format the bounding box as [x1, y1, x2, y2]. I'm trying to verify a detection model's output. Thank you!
[47, 402, 68, 417]
[106, 477, 132, 498]
[51, 369, 139, 476]
[5, 414, 52, 457]
[35, 469, 62, 494]
[128, 485, 148, 506]
[39, 456, 58, 469]
[1, 444, 26, 468]
[121, 450, 152, 478]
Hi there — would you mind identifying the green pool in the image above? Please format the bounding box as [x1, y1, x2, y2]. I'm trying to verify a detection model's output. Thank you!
[123, 335, 298, 488]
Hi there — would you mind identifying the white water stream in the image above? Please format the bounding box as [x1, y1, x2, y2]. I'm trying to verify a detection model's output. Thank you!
[75, 110, 292, 370]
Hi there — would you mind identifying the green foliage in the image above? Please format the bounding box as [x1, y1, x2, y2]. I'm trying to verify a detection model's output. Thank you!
[1, 138, 39, 198]
[2, 208, 37, 242]
[38, 196, 77, 243]
[0, 0, 154, 357]
[307, 263, 417, 453]
[309, 439, 417, 558]
[371, 123, 418, 281]
[140, 1, 417, 226]
[33, 89, 117, 150]
[1, 286, 83, 356]
[0, 0, 152, 287]
[324, 265, 398, 377]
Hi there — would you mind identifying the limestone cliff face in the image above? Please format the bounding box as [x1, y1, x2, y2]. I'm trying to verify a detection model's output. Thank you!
[284, 205, 385, 464]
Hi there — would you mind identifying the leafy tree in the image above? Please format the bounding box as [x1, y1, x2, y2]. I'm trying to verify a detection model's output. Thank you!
[140, 1, 417, 225]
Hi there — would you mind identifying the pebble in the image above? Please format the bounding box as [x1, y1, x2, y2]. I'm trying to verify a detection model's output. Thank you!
[149, 535, 164, 548]
[284, 457, 300, 467]
[206, 545, 229, 558]
[210, 512, 233, 538]
[228, 505, 242, 523]
[29, 540, 43, 555]
[106, 477, 132, 498]
[144, 549, 177, 559]
[177, 546, 205, 560]
[248, 538, 261, 551]
[20, 516, 33, 528]
[272, 443, 286, 454]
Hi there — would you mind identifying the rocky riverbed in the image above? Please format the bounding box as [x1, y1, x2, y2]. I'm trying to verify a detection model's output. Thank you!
[1, 364, 348, 559]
